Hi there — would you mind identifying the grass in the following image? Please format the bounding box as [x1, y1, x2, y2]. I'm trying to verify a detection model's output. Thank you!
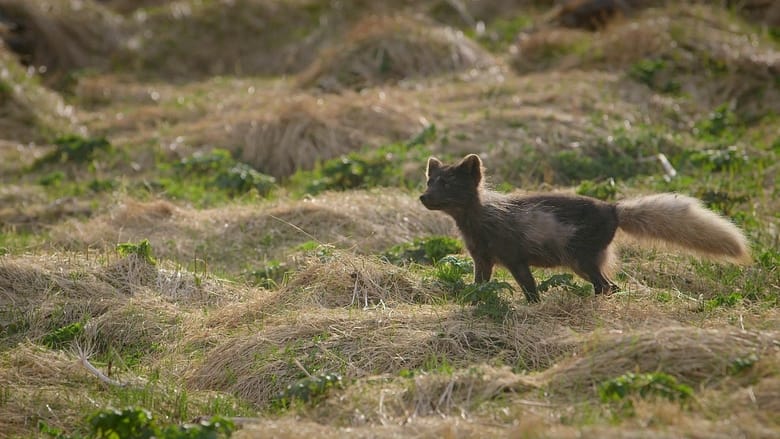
[1, 0, 779, 437]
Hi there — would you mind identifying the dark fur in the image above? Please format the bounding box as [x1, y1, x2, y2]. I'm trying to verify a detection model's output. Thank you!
[421, 154, 750, 303]
[419, 154, 618, 302]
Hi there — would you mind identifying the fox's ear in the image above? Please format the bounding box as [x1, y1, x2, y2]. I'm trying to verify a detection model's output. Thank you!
[426, 157, 443, 177]
[458, 154, 483, 182]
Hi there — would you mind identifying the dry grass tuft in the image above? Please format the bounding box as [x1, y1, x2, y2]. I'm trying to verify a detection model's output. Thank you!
[0, 0, 126, 83]
[513, 4, 780, 116]
[215, 93, 421, 178]
[298, 14, 499, 92]
[280, 250, 439, 308]
[52, 191, 452, 276]
[234, 416, 523, 439]
[84, 291, 184, 357]
[188, 299, 585, 407]
[543, 326, 780, 396]
[0, 342, 96, 436]
[0, 44, 76, 143]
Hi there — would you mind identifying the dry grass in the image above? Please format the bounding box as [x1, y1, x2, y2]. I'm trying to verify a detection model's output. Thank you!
[542, 326, 780, 395]
[513, 4, 780, 116]
[214, 92, 423, 178]
[298, 14, 499, 92]
[0, 0, 126, 83]
[1, 0, 778, 436]
[0, 43, 77, 143]
[51, 191, 453, 276]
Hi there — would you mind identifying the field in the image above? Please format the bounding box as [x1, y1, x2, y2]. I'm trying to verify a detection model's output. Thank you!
[1, 0, 779, 437]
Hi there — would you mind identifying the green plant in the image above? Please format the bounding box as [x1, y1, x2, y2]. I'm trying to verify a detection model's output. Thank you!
[89, 407, 234, 439]
[291, 125, 435, 195]
[33, 135, 112, 168]
[89, 178, 119, 193]
[693, 104, 742, 143]
[704, 292, 743, 311]
[116, 239, 157, 265]
[431, 255, 473, 291]
[247, 260, 289, 288]
[382, 236, 462, 265]
[537, 273, 591, 296]
[38, 171, 66, 187]
[598, 372, 693, 406]
[42, 321, 85, 349]
[271, 373, 344, 410]
[212, 162, 276, 196]
[576, 178, 617, 200]
[460, 280, 514, 322]
[729, 353, 759, 375]
[628, 58, 680, 93]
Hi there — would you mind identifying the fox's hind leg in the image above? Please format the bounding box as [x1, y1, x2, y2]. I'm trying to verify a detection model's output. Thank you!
[506, 262, 540, 303]
[574, 248, 618, 295]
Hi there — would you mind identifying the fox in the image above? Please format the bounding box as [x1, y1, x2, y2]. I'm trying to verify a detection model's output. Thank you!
[419, 154, 751, 303]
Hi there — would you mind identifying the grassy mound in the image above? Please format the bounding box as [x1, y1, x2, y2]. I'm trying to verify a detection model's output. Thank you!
[513, 4, 780, 117]
[0, 0, 126, 85]
[0, 44, 75, 143]
[217, 93, 422, 179]
[50, 191, 453, 277]
[298, 15, 499, 91]
[130, 0, 342, 79]
[543, 326, 779, 395]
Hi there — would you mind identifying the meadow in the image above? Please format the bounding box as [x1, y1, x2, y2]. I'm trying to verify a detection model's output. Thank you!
[0, 0, 779, 437]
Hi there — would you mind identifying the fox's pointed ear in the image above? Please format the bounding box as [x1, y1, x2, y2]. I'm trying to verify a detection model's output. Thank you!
[458, 154, 483, 182]
[426, 157, 443, 178]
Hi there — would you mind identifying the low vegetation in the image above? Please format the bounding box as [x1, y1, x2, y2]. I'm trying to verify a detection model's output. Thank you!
[0, 0, 778, 437]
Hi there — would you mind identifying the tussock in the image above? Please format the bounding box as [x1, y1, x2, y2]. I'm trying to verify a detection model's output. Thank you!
[52, 191, 452, 276]
[188, 300, 582, 406]
[219, 93, 420, 178]
[298, 14, 499, 92]
[85, 291, 183, 357]
[0, 254, 123, 343]
[513, 4, 780, 115]
[0, 342, 88, 387]
[0, 44, 75, 142]
[543, 327, 780, 395]
[0, 0, 126, 82]
[234, 416, 521, 439]
[280, 250, 439, 308]
[133, 0, 342, 79]
[0, 343, 95, 436]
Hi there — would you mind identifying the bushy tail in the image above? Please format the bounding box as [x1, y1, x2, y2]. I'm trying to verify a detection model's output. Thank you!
[615, 193, 751, 264]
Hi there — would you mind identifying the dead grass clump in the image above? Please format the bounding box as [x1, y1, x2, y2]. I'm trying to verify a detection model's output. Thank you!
[204, 92, 422, 179]
[402, 364, 537, 418]
[85, 291, 183, 358]
[302, 364, 539, 427]
[0, 342, 88, 387]
[52, 191, 452, 277]
[0, 343, 96, 436]
[0, 44, 75, 142]
[543, 326, 780, 397]
[513, 4, 780, 116]
[133, 0, 338, 79]
[299, 15, 499, 92]
[0, 254, 124, 344]
[0, 0, 126, 84]
[188, 302, 579, 407]
[280, 250, 438, 308]
[53, 198, 184, 253]
[511, 27, 593, 73]
[234, 416, 520, 439]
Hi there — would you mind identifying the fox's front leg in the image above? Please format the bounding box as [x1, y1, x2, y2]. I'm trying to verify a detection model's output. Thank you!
[473, 256, 494, 283]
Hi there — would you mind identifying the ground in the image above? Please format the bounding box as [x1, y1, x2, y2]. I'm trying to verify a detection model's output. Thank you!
[0, 0, 779, 437]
